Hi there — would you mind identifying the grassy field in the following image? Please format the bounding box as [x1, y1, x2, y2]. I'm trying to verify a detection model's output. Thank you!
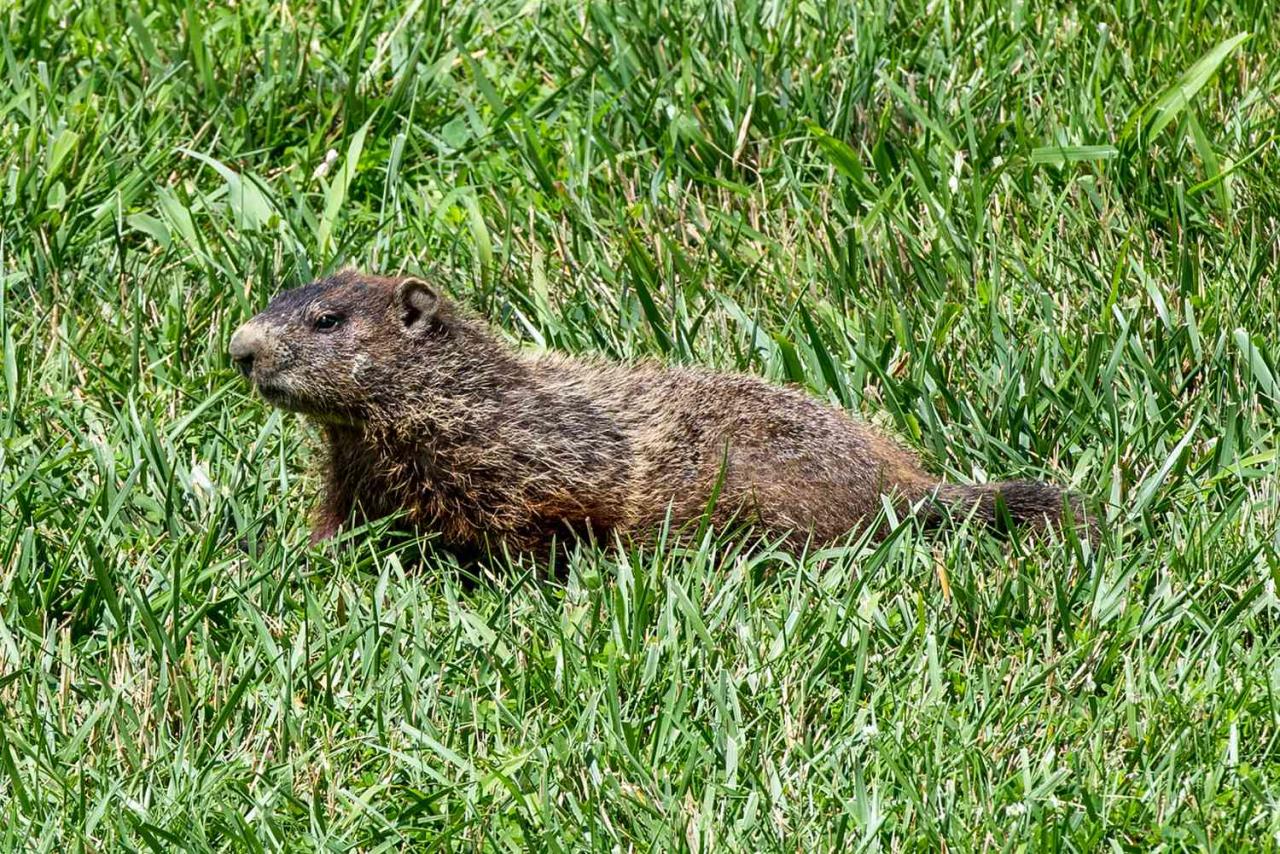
[2, 0, 1279, 848]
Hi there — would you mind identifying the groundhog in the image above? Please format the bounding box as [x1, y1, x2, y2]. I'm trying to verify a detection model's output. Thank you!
[228, 270, 1087, 555]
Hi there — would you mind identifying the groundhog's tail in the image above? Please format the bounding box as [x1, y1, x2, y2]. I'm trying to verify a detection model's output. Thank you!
[923, 480, 1092, 536]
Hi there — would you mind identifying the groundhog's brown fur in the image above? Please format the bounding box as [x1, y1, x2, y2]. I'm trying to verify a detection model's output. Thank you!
[229, 271, 1087, 554]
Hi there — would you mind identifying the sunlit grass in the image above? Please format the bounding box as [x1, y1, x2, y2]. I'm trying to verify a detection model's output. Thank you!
[1, 0, 1278, 848]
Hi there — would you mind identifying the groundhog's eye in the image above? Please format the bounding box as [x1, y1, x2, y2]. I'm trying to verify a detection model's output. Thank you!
[313, 313, 345, 332]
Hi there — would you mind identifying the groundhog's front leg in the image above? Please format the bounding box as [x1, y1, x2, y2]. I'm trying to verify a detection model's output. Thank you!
[309, 482, 352, 545]
[309, 507, 344, 545]
[310, 429, 362, 545]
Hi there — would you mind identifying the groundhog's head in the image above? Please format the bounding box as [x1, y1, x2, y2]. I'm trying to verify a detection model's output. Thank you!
[229, 270, 458, 422]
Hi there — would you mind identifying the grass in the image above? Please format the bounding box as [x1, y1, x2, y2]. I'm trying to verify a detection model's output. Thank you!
[1, 0, 1279, 848]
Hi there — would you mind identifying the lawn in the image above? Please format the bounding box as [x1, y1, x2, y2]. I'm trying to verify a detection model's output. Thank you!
[2, 0, 1279, 849]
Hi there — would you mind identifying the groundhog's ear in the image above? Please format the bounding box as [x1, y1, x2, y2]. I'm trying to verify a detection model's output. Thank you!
[394, 277, 439, 332]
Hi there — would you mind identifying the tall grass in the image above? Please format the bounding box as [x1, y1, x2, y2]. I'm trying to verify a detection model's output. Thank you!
[1, 0, 1278, 848]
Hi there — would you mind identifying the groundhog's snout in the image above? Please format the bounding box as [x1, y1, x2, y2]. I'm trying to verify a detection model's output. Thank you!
[229, 322, 268, 378]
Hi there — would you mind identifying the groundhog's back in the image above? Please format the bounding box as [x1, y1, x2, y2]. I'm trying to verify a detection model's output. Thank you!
[525, 354, 936, 542]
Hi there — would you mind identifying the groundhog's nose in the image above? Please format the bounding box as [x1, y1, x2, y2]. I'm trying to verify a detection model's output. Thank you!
[229, 323, 265, 377]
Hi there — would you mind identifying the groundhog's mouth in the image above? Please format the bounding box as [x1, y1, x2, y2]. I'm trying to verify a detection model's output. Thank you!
[253, 377, 304, 411]
[253, 377, 357, 424]
[248, 376, 360, 425]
